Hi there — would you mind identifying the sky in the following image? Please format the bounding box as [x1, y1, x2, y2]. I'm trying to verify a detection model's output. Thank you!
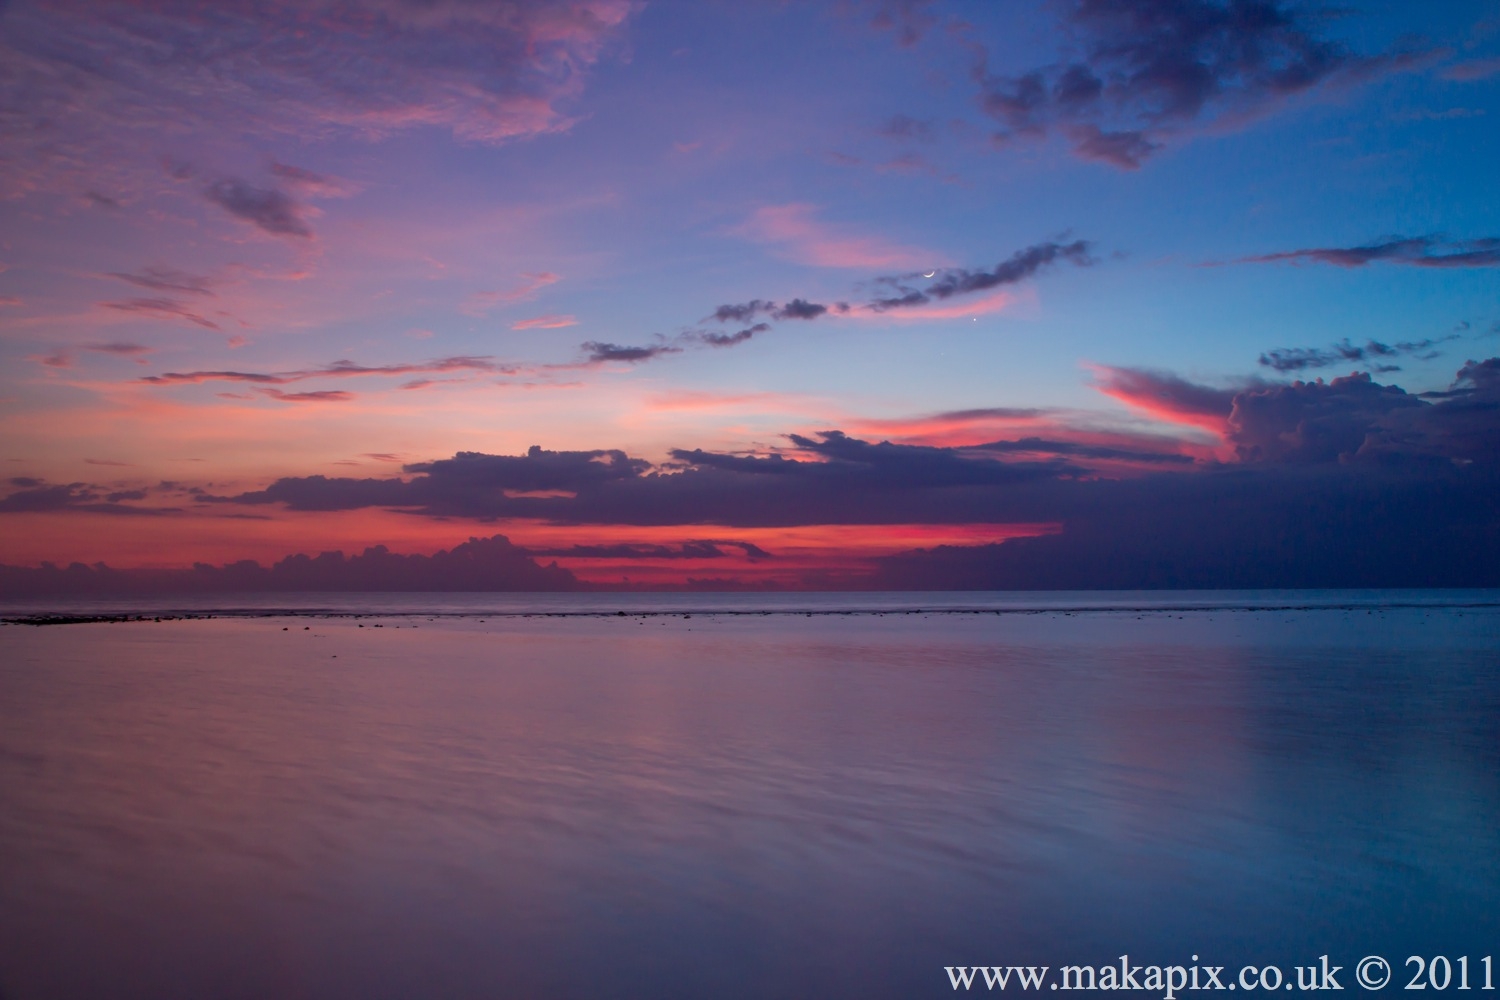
[1, 0, 1497, 591]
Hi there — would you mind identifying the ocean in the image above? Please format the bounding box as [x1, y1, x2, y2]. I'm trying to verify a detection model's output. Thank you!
[1, 591, 1497, 998]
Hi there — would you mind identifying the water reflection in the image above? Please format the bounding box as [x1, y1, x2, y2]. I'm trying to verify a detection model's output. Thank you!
[0, 604, 1496, 998]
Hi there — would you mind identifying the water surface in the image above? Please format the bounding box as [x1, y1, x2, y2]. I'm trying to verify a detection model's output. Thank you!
[1, 594, 1497, 998]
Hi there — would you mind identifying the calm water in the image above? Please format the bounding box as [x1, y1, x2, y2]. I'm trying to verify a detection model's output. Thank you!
[1, 593, 1498, 999]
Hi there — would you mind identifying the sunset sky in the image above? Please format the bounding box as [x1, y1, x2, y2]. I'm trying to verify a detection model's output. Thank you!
[2, 0, 1497, 590]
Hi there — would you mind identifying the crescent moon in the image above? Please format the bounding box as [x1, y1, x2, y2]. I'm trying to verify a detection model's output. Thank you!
[922, 270, 936, 278]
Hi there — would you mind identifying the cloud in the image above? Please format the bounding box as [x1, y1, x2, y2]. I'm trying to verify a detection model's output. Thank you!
[267, 161, 360, 198]
[0, 295, 22, 306]
[732, 204, 933, 269]
[106, 267, 216, 296]
[611, 241, 1092, 367]
[582, 341, 680, 363]
[878, 114, 936, 140]
[1226, 372, 1426, 463]
[1258, 336, 1455, 373]
[869, 240, 1094, 310]
[1329, 359, 1500, 466]
[0, 0, 636, 196]
[29, 350, 75, 369]
[463, 273, 562, 316]
[698, 323, 770, 348]
[974, 437, 1194, 465]
[202, 361, 1500, 532]
[529, 540, 772, 560]
[204, 179, 314, 239]
[100, 297, 221, 330]
[218, 432, 1074, 523]
[709, 300, 776, 324]
[974, 0, 1413, 168]
[1100, 359, 1500, 466]
[85, 342, 154, 364]
[1066, 124, 1162, 170]
[1239, 235, 1500, 268]
[775, 298, 829, 320]
[1442, 56, 1500, 81]
[0, 481, 169, 516]
[706, 299, 842, 325]
[847, 0, 942, 46]
[220, 445, 649, 514]
[256, 388, 355, 403]
[512, 314, 578, 330]
[1091, 365, 1241, 432]
[45, 359, 1490, 589]
[140, 356, 512, 386]
[868, 462, 1499, 589]
[0, 536, 577, 596]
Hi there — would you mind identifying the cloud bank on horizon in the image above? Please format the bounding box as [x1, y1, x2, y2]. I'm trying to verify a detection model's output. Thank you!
[0, 0, 1497, 590]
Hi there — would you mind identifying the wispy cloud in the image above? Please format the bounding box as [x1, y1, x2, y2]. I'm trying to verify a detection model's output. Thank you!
[1258, 336, 1456, 373]
[85, 342, 154, 364]
[868, 240, 1094, 311]
[1238, 235, 1500, 268]
[140, 356, 513, 386]
[267, 161, 361, 199]
[100, 297, 221, 330]
[257, 388, 355, 403]
[731, 203, 934, 269]
[512, 314, 578, 330]
[1442, 56, 1500, 81]
[462, 273, 563, 316]
[0, 0, 637, 196]
[106, 267, 216, 296]
[847, 0, 943, 47]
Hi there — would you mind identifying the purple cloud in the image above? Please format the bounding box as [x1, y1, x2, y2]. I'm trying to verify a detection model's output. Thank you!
[1241, 236, 1500, 269]
[974, 0, 1414, 168]
[140, 356, 512, 386]
[583, 342, 681, 363]
[204, 179, 313, 239]
[1258, 336, 1456, 373]
[106, 267, 216, 296]
[100, 297, 220, 330]
[871, 240, 1094, 310]
[0, 0, 637, 196]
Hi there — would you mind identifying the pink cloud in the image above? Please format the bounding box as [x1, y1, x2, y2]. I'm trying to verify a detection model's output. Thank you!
[100, 297, 221, 330]
[1089, 364, 1236, 435]
[1443, 57, 1500, 81]
[29, 350, 74, 369]
[1, 1, 637, 197]
[844, 289, 1018, 321]
[731, 204, 935, 270]
[511, 313, 578, 330]
[463, 272, 562, 316]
